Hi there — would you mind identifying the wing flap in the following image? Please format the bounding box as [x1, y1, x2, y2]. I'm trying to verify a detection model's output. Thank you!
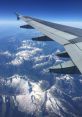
[32, 36, 53, 41]
[20, 25, 34, 29]
[56, 51, 69, 58]
[49, 60, 80, 74]
[64, 43, 82, 73]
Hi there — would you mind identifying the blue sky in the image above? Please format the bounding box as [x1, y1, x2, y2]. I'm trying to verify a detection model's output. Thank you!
[0, 0, 82, 21]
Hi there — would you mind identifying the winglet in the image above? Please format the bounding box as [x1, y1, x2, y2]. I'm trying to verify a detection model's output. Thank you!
[15, 12, 21, 20]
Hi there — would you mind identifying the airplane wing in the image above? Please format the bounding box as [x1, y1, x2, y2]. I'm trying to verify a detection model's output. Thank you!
[16, 13, 82, 74]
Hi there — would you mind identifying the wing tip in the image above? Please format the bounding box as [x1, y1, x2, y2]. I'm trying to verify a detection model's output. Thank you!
[15, 12, 21, 20]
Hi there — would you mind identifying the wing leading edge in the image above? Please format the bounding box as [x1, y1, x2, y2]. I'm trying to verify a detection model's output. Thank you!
[16, 13, 82, 74]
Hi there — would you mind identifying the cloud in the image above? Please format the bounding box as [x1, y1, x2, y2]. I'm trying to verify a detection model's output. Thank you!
[56, 74, 73, 81]
[33, 53, 62, 71]
[10, 40, 42, 65]
[9, 39, 62, 74]
[0, 51, 11, 56]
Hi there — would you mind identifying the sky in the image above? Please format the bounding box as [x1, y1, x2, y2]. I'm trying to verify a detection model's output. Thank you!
[0, 0, 82, 22]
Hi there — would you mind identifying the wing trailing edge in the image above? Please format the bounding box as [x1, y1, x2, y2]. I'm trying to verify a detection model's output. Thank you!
[20, 25, 34, 29]
[49, 60, 80, 74]
[56, 51, 70, 58]
[32, 36, 53, 41]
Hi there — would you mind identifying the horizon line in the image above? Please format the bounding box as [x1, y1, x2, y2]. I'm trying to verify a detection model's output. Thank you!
[0, 20, 82, 28]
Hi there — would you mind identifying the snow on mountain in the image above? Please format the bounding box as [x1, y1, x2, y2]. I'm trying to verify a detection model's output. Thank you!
[0, 74, 82, 117]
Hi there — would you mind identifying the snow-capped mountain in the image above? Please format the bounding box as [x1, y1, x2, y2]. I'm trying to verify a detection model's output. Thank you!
[0, 74, 82, 117]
